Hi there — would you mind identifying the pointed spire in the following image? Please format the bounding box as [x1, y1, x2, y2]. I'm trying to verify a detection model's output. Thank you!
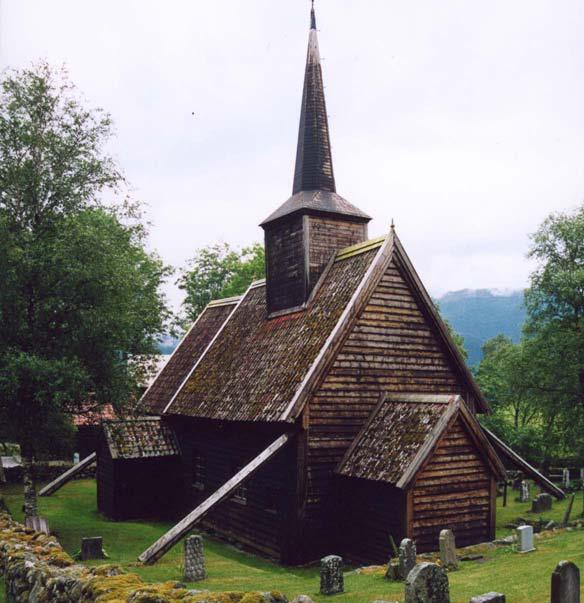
[292, 2, 335, 195]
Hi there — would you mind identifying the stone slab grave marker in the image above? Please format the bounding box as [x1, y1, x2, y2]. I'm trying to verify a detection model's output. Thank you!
[469, 594, 506, 603]
[320, 555, 344, 595]
[399, 538, 417, 580]
[81, 537, 106, 560]
[516, 525, 535, 553]
[184, 535, 206, 582]
[520, 480, 530, 502]
[405, 562, 450, 603]
[551, 560, 580, 603]
[532, 493, 553, 514]
[73, 452, 80, 465]
[439, 529, 458, 570]
[24, 515, 49, 535]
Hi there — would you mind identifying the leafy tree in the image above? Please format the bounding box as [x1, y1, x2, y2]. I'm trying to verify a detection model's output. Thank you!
[0, 63, 170, 517]
[178, 242, 265, 323]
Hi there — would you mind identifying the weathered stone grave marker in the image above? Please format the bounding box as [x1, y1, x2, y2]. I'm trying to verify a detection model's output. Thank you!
[520, 480, 530, 502]
[320, 555, 344, 595]
[470, 594, 506, 603]
[73, 452, 80, 465]
[439, 529, 458, 570]
[516, 525, 535, 553]
[399, 538, 417, 580]
[532, 493, 553, 514]
[551, 560, 580, 603]
[81, 537, 106, 560]
[405, 562, 450, 603]
[184, 534, 206, 582]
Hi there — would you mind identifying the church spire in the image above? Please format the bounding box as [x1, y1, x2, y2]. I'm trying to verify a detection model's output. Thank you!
[292, 2, 335, 194]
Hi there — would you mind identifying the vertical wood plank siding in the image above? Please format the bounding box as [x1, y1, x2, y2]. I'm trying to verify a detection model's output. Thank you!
[307, 217, 367, 291]
[265, 215, 306, 314]
[304, 259, 465, 557]
[411, 418, 492, 551]
[173, 419, 297, 562]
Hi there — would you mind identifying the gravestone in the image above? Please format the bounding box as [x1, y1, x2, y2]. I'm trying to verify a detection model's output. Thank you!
[399, 538, 417, 580]
[580, 468, 584, 485]
[320, 555, 344, 595]
[73, 452, 80, 465]
[81, 537, 105, 560]
[470, 594, 506, 603]
[24, 515, 49, 535]
[291, 597, 315, 603]
[520, 480, 530, 502]
[516, 525, 535, 553]
[184, 535, 206, 582]
[385, 559, 400, 581]
[531, 493, 553, 514]
[563, 468, 570, 489]
[405, 562, 450, 603]
[439, 529, 458, 570]
[551, 560, 580, 603]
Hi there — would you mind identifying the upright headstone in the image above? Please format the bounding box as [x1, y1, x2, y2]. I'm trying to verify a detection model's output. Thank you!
[563, 468, 570, 489]
[520, 480, 530, 503]
[580, 468, 584, 485]
[399, 538, 417, 580]
[405, 562, 450, 603]
[73, 452, 80, 465]
[516, 525, 535, 553]
[470, 594, 506, 603]
[551, 560, 580, 603]
[439, 529, 458, 570]
[531, 493, 553, 514]
[184, 535, 206, 582]
[81, 537, 106, 560]
[320, 555, 344, 595]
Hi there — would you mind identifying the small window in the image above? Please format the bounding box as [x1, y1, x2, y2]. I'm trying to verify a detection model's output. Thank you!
[192, 450, 206, 491]
[232, 465, 247, 505]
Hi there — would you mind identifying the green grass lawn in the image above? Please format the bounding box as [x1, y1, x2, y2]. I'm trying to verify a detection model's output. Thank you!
[1, 480, 584, 602]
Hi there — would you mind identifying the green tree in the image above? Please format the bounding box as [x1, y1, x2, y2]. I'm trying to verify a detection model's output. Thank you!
[0, 63, 170, 517]
[178, 242, 265, 323]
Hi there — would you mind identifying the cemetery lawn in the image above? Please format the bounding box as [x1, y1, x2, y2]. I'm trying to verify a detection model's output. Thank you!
[1, 480, 584, 603]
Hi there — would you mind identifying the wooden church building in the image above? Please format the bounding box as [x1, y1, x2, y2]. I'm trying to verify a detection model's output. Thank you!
[96, 6, 555, 566]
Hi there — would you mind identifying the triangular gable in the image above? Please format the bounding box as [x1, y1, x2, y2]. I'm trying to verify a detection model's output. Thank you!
[336, 394, 503, 489]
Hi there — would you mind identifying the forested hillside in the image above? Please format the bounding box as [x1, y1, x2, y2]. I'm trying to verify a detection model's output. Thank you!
[437, 289, 525, 366]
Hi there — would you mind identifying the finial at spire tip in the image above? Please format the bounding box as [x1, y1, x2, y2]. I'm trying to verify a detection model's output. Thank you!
[391, 219, 395, 230]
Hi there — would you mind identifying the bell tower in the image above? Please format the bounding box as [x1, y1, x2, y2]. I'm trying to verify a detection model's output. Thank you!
[261, 4, 371, 316]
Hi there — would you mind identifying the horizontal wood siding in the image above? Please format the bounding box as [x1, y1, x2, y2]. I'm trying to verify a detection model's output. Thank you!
[304, 259, 466, 560]
[172, 419, 296, 562]
[340, 477, 406, 564]
[411, 418, 492, 551]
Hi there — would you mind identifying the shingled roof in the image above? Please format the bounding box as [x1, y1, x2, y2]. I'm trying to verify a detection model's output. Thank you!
[337, 394, 504, 488]
[103, 417, 180, 460]
[165, 242, 382, 421]
[140, 297, 239, 414]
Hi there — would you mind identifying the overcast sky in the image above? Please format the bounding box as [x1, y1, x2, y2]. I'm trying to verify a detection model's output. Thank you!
[2, 0, 583, 311]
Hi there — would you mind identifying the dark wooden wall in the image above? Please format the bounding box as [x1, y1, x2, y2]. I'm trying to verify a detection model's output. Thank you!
[307, 216, 367, 291]
[265, 215, 306, 314]
[171, 418, 300, 563]
[411, 418, 495, 551]
[96, 438, 183, 521]
[302, 258, 471, 559]
[338, 476, 406, 564]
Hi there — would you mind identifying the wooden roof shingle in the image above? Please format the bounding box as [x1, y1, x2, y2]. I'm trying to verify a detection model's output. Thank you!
[140, 297, 239, 414]
[337, 393, 504, 488]
[103, 417, 180, 460]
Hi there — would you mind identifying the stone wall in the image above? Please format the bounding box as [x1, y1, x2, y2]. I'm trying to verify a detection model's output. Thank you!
[0, 502, 285, 603]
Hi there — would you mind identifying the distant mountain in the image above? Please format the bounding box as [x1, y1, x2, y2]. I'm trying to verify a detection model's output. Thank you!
[437, 289, 526, 366]
[157, 289, 526, 367]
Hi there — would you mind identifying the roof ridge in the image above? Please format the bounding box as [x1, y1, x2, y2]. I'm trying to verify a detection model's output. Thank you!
[207, 295, 242, 307]
[336, 235, 386, 261]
